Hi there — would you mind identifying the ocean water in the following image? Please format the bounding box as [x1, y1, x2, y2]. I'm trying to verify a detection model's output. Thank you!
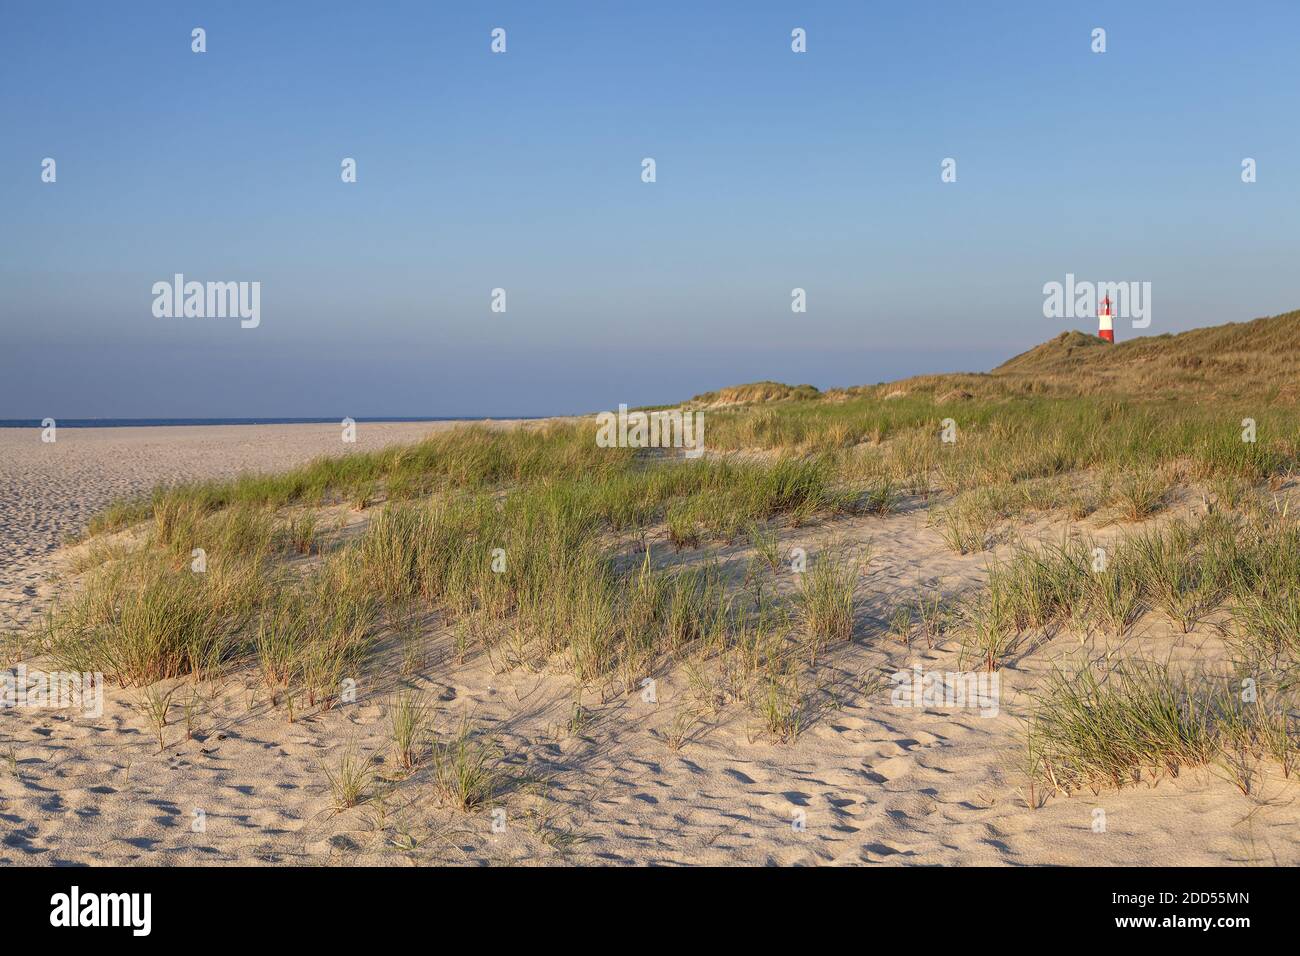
[0, 417, 530, 429]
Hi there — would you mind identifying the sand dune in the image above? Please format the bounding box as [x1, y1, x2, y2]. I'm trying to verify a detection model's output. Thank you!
[3, 425, 1297, 865]
[0, 422, 517, 628]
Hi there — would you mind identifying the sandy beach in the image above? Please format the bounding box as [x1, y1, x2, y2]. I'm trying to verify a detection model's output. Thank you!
[3, 419, 1298, 866]
[10, 3, 1300, 931]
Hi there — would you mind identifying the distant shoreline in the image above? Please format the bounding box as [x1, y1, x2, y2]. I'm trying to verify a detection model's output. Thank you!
[0, 416, 550, 429]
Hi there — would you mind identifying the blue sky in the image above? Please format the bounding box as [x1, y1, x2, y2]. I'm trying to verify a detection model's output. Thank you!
[2, 1, 1297, 417]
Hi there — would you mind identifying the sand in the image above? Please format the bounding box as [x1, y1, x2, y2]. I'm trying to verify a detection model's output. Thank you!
[2, 425, 1298, 866]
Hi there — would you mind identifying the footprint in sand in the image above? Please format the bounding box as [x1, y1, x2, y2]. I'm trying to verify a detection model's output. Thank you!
[872, 755, 913, 782]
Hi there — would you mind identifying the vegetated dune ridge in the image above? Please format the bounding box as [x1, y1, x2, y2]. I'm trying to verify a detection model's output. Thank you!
[0, 421, 529, 623]
[688, 309, 1300, 407]
[2, 312, 1299, 866]
[871, 308, 1300, 404]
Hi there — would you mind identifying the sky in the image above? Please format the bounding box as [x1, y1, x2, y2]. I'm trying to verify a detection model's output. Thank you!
[2, 1, 1298, 418]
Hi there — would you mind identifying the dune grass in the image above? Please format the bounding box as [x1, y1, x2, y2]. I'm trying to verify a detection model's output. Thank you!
[45, 353, 1300, 769]
[52, 405, 1300, 701]
[1028, 660, 1213, 795]
[955, 505, 1300, 670]
[430, 721, 503, 811]
[390, 690, 432, 772]
[86, 422, 633, 536]
[43, 421, 871, 722]
[795, 546, 861, 660]
[1026, 660, 1294, 796]
[702, 393, 1297, 496]
[44, 552, 268, 685]
[323, 744, 373, 810]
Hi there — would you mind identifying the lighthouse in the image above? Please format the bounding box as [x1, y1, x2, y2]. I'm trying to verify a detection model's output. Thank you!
[1098, 294, 1114, 343]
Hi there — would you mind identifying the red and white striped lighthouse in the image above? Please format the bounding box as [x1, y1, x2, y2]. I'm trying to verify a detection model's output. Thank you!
[1098, 294, 1115, 343]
